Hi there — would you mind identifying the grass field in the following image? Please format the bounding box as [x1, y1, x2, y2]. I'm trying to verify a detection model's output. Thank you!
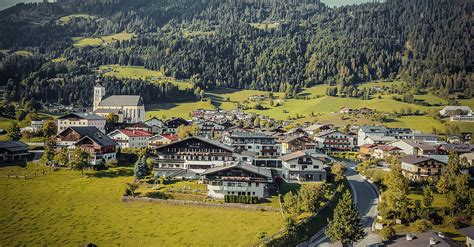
[0, 164, 283, 246]
[58, 14, 95, 25]
[249, 22, 281, 30]
[73, 32, 134, 47]
[13, 50, 33, 56]
[100, 65, 193, 90]
[147, 100, 216, 119]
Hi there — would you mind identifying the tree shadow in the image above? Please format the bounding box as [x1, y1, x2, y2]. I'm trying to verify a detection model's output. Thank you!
[88, 167, 134, 178]
[0, 159, 28, 168]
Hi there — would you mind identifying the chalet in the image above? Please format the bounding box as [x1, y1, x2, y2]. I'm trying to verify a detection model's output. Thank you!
[314, 130, 355, 151]
[388, 140, 437, 156]
[201, 161, 273, 199]
[57, 126, 106, 147]
[359, 144, 378, 159]
[0, 141, 29, 162]
[303, 123, 333, 135]
[358, 126, 388, 146]
[357, 126, 413, 146]
[145, 117, 166, 134]
[280, 135, 316, 154]
[372, 145, 402, 159]
[436, 143, 474, 155]
[148, 133, 178, 148]
[153, 136, 236, 173]
[399, 155, 447, 181]
[107, 129, 153, 148]
[280, 151, 329, 183]
[364, 135, 396, 145]
[57, 112, 106, 134]
[74, 133, 117, 165]
[165, 117, 190, 134]
[195, 120, 226, 138]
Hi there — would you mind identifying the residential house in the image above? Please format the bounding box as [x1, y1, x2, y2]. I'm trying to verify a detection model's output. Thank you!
[364, 135, 397, 145]
[399, 155, 447, 181]
[145, 117, 166, 134]
[107, 129, 152, 148]
[0, 141, 29, 162]
[57, 112, 106, 134]
[388, 140, 437, 156]
[148, 133, 178, 148]
[92, 84, 146, 123]
[280, 151, 328, 183]
[460, 152, 474, 166]
[358, 126, 413, 146]
[436, 143, 474, 155]
[280, 135, 316, 154]
[459, 226, 474, 247]
[302, 123, 333, 135]
[153, 136, 236, 173]
[359, 144, 378, 159]
[372, 145, 402, 159]
[74, 133, 117, 165]
[165, 117, 190, 134]
[195, 120, 226, 138]
[201, 161, 273, 199]
[439, 106, 472, 117]
[57, 126, 106, 147]
[389, 231, 459, 247]
[412, 133, 439, 143]
[21, 120, 44, 132]
[358, 126, 388, 146]
[314, 130, 355, 151]
[450, 114, 474, 122]
[223, 131, 282, 168]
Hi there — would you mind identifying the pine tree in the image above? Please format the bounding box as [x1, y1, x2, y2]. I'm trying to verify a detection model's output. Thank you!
[134, 157, 149, 179]
[325, 190, 365, 245]
[6, 121, 21, 141]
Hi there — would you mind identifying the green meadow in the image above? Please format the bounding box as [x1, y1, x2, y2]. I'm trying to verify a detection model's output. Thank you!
[73, 32, 134, 47]
[0, 164, 283, 246]
[100, 65, 193, 90]
[58, 14, 95, 25]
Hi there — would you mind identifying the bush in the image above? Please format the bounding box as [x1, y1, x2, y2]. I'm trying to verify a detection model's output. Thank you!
[224, 195, 259, 204]
[412, 219, 432, 233]
[106, 159, 118, 168]
[380, 226, 396, 241]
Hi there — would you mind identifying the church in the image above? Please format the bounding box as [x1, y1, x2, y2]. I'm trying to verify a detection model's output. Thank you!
[92, 83, 146, 123]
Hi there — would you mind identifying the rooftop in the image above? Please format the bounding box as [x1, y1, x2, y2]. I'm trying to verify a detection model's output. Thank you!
[399, 155, 437, 165]
[112, 129, 153, 137]
[202, 161, 272, 178]
[58, 112, 105, 120]
[98, 95, 143, 106]
[229, 132, 274, 139]
[389, 231, 459, 247]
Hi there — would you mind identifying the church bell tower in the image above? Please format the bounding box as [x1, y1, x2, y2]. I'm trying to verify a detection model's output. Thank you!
[93, 79, 105, 111]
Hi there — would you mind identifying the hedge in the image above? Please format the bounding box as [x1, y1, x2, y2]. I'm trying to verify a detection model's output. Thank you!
[224, 195, 259, 204]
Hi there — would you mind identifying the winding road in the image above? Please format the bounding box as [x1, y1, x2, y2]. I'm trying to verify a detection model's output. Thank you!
[305, 162, 381, 247]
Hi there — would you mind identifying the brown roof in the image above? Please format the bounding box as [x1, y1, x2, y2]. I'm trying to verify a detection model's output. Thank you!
[389, 231, 459, 247]
[399, 155, 436, 164]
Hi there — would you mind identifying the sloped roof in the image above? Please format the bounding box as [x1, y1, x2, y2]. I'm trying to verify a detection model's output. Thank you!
[360, 125, 387, 133]
[111, 129, 153, 138]
[98, 95, 143, 106]
[202, 161, 271, 178]
[76, 133, 116, 147]
[155, 136, 234, 152]
[459, 226, 474, 239]
[58, 126, 102, 138]
[0, 141, 28, 152]
[58, 112, 105, 120]
[399, 155, 435, 164]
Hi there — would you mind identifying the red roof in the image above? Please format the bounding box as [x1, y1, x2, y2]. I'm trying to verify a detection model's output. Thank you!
[162, 133, 178, 141]
[118, 129, 153, 137]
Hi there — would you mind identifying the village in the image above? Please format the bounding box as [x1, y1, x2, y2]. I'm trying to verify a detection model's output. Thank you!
[1, 83, 474, 246]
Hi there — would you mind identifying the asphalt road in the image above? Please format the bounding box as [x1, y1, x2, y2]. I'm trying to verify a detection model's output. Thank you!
[306, 163, 381, 247]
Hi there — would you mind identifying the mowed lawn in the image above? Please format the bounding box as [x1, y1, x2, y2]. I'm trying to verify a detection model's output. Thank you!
[100, 65, 193, 90]
[0, 165, 283, 246]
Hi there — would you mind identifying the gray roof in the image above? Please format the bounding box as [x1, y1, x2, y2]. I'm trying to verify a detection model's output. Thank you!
[58, 112, 105, 120]
[0, 141, 28, 152]
[76, 133, 116, 147]
[360, 125, 387, 134]
[202, 161, 272, 178]
[401, 140, 436, 151]
[93, 109, 123, 114]
[459, 226, 474, 239]
[59, 126, 115, 147]
[98, 95, 143, 106]
[389, 231, 459, 247]
[229, 131, 275, 139]
[279, 150, 328, 162]
[156, 136, 234, 152]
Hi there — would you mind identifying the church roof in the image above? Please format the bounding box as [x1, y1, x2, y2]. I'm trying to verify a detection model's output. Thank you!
[98, 95, 143, 107]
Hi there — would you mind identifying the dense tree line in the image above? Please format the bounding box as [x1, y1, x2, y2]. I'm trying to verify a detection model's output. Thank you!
[0, 0, 471, 106]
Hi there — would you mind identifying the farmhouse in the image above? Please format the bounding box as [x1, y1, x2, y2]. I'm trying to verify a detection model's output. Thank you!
[280, 151, 328, 183]
[153, 136, 236, 173]
[201, 161, 273, 199]
[74, 133, 117, 165]
[439, 105, 472, 117]
[93, 84, 145, 123]
[57, 126, 106, 147]
[0, 141, 29, 162]
[399, 155, 446, 181]
[57, 112, 106, 133]
[107, 129, 153, 148]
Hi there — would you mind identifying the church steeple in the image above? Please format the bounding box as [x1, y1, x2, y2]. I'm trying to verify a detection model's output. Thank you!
[93, 78, 105, 111]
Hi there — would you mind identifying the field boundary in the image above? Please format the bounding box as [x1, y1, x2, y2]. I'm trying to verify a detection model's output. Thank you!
[122, 196, 279, 211]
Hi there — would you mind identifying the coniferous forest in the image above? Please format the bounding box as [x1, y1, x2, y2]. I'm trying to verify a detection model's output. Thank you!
[0, 0, 471, 106]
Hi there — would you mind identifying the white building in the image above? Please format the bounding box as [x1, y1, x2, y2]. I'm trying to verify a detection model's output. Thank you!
[57, 112, 106, 134]
[201, 162, 273, 199]
[93, 84, 146, 123]
[439, 106, 472, 117]
[21, 120, 44, 132]
[358, 126, 388, 146]
[314, 130, 355, 151]
[280, 151, 328, 183]
[107, 129, 152, 148]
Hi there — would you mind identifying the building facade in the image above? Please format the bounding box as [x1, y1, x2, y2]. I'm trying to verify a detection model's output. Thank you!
[280, 151, 328, 183]
[314, 130, 355, 151]
[57, 112, 106, 134]
[93, 84, 145, 123]
[400, 155, 446, 181]
[107, 129, 152, 148]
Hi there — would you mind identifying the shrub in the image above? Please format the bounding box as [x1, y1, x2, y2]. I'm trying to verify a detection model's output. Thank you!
[380, 226, 396, 241]
[224, 195, 258, 204]
[412, 219, 432, 233]
[106, 159, 118, 168]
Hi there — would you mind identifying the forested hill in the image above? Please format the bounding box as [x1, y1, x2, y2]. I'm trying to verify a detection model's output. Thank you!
[0, 0, 472, 106]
